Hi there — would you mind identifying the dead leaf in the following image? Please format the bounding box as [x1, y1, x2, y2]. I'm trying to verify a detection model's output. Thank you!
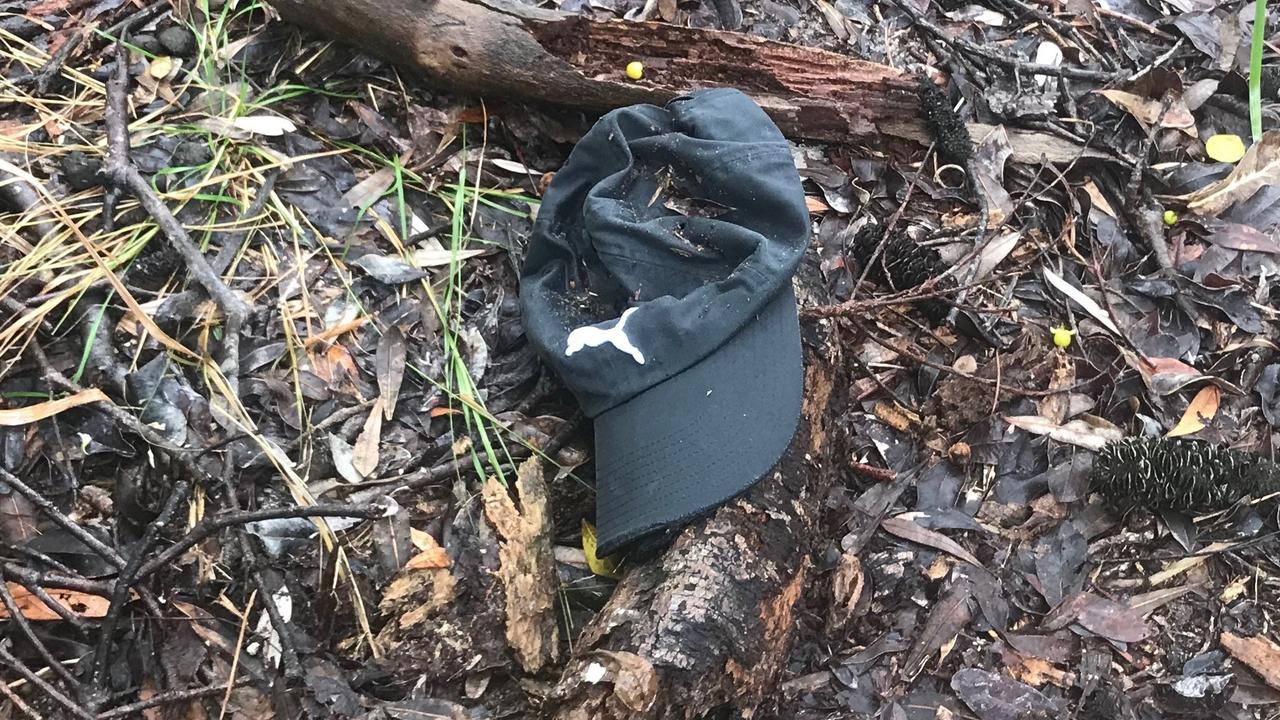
[904, 577, 973, 680]
[1044, 592, 1151, 642]
[352, 399, 384, 478]
[303, 316, 368, 348]
[0, 491, 37, 543]
[826, 552, 864, 633]
[952, 668, 1058, 718]
[230, 115, 297, 136]
[481, 459, 560, 673]
[0, 388, 108, 426]
[328, 434, 363, 485]
[1182, 131, 1280, 216]
[1126, 352, 1214, 396]
[971, 127, 1015, 226]
[1004, 415, 1123, 451]
[411, 244, 487, 267]
[805, 196, 830, 214]
[1127, 584, 1197, 615]
[405, 528, 450, 570]
[1037, 358, 1076, 426]
[489, 158, 536, 174]
[1222, 632, 1280, 690]
[1043, 268, 1122, 336]
[881, 514, 982, 566]
[974, 230, 1021, 282]
[376, 327, 407, 420]
[1168, 385, 1221, 437]
[1082, 180, 1118, 217]
[0, 582, 110, 621]
[1097, 89, 1196, 132]
[1203, 219, 1280, 254]
[340, 166, 396, 209]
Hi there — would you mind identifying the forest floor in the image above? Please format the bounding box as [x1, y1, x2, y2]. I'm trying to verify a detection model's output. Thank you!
[1, 0, 1279, 718]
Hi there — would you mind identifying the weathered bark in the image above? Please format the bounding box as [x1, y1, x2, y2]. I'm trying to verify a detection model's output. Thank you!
[269, 0, 923, 144]
[542, 268, 849, 720]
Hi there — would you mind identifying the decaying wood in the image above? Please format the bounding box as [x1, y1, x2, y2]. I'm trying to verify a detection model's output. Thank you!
[481, 462, 561, 674]
[269, 0, 921, 144]
[543, 273, 849, 719]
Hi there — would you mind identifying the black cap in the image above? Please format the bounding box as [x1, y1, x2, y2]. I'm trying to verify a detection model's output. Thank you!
[519, 88, 808, 556]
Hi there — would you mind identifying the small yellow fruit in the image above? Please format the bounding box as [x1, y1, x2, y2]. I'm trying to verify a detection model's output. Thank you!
[625, 61, 644, 81]
[1205, 134, 1247, 163]
[1163, 209, 1178, 226]
[1051, 326, 1076, 348]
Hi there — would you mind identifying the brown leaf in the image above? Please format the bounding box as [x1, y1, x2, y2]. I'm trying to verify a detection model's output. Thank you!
[805, 195, 830, 214]
[1204, 220, 1280, 254]
[340, 166, 397, 210]
[826, 552, 865, 633]
[481, 459, 560, 672]
[352, 399, 384, 478]
[405, 528, 450, 570]
[881, 514, 982, 566]
[1222, 632, 1280, 690]
[0, 388, 108, 426]
[1044, 592, 1151, 643]
[1127, 352, 1210, 396]
[0, 582, 110, 621]
[1127, 584, 1197, 615]
[1097, 89, 1196, 131]
[376, 326, 407, 420]
[1183, 131, 1280, 216]
[1167, 385, 1221, 437]
[1037, 356, 1076, 426]
[26, 0, 72, 14]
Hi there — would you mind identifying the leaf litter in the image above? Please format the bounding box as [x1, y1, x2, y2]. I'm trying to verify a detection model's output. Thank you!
[0, 0, 1278, 717]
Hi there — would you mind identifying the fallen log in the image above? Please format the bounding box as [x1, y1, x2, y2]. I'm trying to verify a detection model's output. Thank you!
[268, 0, 923, 145]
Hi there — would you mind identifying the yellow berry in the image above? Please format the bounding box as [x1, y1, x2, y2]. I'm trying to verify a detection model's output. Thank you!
[626, 61, 644, 81]
[1163, 209, 1178, 226]
[1051, 326, 1075, 348]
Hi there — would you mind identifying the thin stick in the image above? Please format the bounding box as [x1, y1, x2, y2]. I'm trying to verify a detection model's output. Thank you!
[0, 645, 93, 720]
[0, 570, 81, 691]
[102, 45, 250, 398]
[134, 503, 387, 583]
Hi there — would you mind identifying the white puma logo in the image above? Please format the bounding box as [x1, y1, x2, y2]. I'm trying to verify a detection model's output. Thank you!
[565, 307, 646, 364]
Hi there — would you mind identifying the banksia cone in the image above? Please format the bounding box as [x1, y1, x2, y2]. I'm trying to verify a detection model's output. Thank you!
[1090, 437, 1280, 512]
[848, 225, 951, 322]
[919, 77, 974, 170]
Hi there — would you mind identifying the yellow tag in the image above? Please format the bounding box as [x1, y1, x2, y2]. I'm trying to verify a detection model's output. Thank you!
[1205, 134, 1246, 163]
[582, 519, 621, 578]
[625, 61, 644, 81]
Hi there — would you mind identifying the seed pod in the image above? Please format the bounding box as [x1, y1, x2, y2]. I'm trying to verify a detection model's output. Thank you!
[848, 225, 950, 322]
[1090, 437, 1280, 512]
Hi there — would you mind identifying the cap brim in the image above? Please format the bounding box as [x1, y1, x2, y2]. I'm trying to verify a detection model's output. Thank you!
[593, 285, 804, 556]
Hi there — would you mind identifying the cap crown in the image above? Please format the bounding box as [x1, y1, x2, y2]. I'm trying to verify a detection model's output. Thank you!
[520, 88, 808, 416]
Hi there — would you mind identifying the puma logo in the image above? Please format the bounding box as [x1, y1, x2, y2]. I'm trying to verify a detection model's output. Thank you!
[565, 307, 645, 365]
